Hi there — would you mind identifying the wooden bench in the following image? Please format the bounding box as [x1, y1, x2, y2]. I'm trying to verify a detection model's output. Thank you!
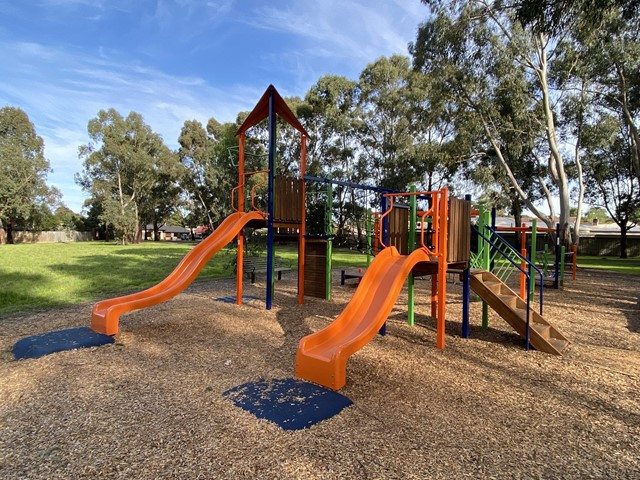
[341, 269, 365, 285]
[242, 256, 292, 284]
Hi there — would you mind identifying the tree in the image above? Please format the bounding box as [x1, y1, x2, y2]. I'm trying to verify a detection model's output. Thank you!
[53, 205, 87, 231]
[76, 109, 178, 244]
[514, 0, 640, 36]
[299, 75, 360, 178]
[581, 207, 611, 224]
[569, 8, 640, 188]
[178, 118, 241, 230]
[0, 107, 59, 244]
[299, 75, 364, 246]
[411, 1, 581, 246]
[582, 114, 639, 258]
[357, 55, 417, 191]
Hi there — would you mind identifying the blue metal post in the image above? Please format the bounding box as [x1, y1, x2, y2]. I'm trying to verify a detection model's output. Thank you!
[381, 195, 389, 247]
[462, 194, 471, 338]
[266, 91, 276, 310]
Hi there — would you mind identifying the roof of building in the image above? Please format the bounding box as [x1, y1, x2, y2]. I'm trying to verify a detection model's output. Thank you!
[144, 224, 190, 234]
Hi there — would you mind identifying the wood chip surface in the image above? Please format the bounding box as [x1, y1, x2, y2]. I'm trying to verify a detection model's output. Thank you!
[1, 268, 638, 479]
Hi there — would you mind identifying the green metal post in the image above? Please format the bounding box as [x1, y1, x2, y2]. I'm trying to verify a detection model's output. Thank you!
[408, 185, 417, 326]
[325, 182, 333, 300]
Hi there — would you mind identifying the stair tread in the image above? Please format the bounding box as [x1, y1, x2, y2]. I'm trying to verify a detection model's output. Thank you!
[471, 271, 570, 355]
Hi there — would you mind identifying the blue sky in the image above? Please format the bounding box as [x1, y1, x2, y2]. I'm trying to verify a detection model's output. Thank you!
[0, 0, 427, 212]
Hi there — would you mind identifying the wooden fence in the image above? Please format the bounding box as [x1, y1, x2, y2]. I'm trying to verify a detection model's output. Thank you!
[476, 231, 640, 258]
[0, 230, 93, 244]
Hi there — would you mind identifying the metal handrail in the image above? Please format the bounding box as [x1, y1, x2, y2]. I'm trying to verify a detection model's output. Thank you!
[231, 170, 269, 215]
[473, 225, 546, 351]
[378, 190, 442, 256]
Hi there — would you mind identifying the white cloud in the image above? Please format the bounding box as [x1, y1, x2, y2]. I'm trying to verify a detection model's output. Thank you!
[0, 40, 258, 211]
[0, 1, 426, 213]
[245, 0, 417, 62]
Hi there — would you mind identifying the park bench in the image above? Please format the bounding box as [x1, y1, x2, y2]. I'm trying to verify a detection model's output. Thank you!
[243, 256, 292, 284]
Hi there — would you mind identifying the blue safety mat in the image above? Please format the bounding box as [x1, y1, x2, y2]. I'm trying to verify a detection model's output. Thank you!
[223, 378, 353, 430]
[13, 327, 115, 360]
[214, 295, 261, 303]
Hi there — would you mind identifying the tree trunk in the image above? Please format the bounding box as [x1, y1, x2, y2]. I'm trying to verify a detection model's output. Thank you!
[134, 204, 141, 244]
[510, 193, 522, 251]
[153, 218, 160, 241]
[620, 226, 628, 259]
[6, 217, 14, 245]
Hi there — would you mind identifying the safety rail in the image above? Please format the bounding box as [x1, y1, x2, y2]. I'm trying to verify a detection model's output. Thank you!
[472, 225, 546, 351]
[471, 228, 521, 286]
[379, 188, 448, 258]
[231, 170, 269, 215]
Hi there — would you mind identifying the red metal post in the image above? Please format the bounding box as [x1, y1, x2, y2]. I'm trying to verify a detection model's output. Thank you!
[436, 188, 449, 350]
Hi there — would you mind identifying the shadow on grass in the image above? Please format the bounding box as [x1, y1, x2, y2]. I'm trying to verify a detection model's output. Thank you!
[1, 246, 235, 317]
[0, 271, 50, 317]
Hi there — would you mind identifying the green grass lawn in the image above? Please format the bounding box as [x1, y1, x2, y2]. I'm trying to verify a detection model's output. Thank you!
[577, 255, 640, 275]
[0, 241, 236, 317]
[0, 241, 369, 317]
[1, 241, 636, 317]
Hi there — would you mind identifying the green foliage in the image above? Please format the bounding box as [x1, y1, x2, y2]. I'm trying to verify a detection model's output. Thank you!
[0, 107, 59, 243]
[178, 118, 240, 229]
[411, 1, 587, 245]
[580, 113, 639, 257]
[583, 207, 612, 223]
[76, 109, 179, 244]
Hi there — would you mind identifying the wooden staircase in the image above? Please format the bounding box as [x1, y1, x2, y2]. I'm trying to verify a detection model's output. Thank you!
[470, 270, 570, 355]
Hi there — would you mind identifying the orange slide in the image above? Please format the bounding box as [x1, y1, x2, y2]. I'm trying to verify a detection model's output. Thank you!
[296, 246, 433, 390]
[91, 211, 264, 336]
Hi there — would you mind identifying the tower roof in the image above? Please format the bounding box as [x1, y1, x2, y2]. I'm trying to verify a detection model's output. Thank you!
[236, 84, 308, 137]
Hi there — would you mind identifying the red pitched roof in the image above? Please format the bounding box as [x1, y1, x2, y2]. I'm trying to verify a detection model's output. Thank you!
[236, 84, 308, 137]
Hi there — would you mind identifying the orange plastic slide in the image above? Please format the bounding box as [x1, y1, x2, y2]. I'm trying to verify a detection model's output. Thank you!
[91, 211, 264, 335]
[295, 246, 433, 390]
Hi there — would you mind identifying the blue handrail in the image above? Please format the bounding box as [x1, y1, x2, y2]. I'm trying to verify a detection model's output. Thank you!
[473, 225, 546, 351]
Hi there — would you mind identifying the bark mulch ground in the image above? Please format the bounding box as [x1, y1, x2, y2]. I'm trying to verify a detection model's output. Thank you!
[1, 268, 638, 479]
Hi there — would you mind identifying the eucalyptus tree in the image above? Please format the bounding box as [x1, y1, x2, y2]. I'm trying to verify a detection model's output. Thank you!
[177, 119, 216, 229]
[0, 107, 59, 243]
[514, 0, 640, 35]
[357, 55, 418, 191]
[179, 115, 260, 229]
[581, 114, 638, 258]
[564, 8, 640, 188]
[411, 1, 580, 245]
[77, 109, 177, 244]
[139, 152, 184, 241]
[299, 75, 363, 245]
[300, 75, 360, 179]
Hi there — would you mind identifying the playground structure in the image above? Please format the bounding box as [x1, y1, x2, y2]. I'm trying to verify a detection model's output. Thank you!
[466, 206, 571, 356]
[471, 206, 578, 300]
[89, 85, 570, 391]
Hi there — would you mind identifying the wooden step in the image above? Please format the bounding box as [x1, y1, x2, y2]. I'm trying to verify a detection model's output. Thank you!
[483, 280, 502, 293]
[498, 294, 518, 309]
[530, 322, 551, 339]
[470, 269, 570, 356]
[548, 337, 570, 353]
